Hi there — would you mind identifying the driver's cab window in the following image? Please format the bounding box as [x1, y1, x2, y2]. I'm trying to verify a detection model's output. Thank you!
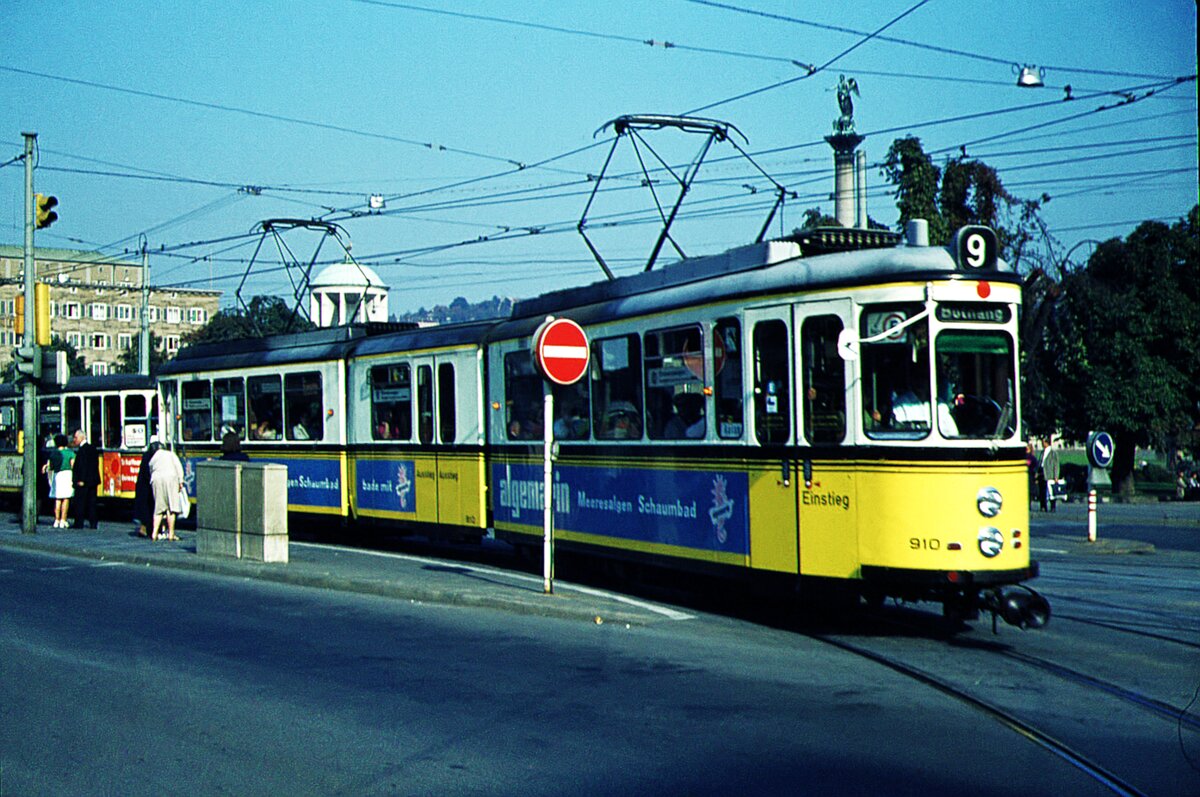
[860, 303, 930, 440]
[936, 331, 1016, 439]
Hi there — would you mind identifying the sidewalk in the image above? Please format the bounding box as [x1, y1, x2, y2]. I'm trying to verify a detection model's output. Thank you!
[0, 515, 692, 626]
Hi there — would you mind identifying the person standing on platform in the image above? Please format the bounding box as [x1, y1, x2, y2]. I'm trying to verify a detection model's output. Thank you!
[134, 439, 161, 537]
[42, 434, 75, 528]
[148, 443, 186, 541]
[72, 430, 101, 529]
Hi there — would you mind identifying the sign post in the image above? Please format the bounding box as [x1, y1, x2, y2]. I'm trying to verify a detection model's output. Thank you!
[1085, 431, 1114, 543]
[531, 317, 590, 595]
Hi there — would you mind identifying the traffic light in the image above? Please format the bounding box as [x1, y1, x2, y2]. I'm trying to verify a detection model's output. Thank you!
[35, 193, 58, 229]
[12, 283, 51, 345]
[13, 346, 41, 382]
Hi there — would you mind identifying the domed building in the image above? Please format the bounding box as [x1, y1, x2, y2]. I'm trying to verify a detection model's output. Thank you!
[308, 256, 389, 327]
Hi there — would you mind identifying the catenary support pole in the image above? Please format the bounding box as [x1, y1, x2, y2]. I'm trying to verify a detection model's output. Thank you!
[21, 132, 39, 535]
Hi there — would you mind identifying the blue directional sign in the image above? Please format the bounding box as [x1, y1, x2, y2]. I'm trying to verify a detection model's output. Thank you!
[1087, 431, 1115, 469]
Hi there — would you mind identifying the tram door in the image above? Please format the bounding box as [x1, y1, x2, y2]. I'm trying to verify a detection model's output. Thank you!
[794, 299, 859, 579]
[744, 305, 800, 574]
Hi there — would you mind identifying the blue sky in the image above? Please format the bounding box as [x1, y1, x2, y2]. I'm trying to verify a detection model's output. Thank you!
[2, 1, 1196, 312]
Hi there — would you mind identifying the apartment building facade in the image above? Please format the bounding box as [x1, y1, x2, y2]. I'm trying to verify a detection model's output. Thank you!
[0, 246, 222, 375]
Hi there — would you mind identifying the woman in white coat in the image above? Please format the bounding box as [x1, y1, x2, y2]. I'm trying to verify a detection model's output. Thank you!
[148, 444, 186, 541]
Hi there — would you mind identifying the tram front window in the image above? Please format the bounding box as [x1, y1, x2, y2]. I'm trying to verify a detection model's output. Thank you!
[936, 331, 1016, 439]
[861, 305, 930, 440]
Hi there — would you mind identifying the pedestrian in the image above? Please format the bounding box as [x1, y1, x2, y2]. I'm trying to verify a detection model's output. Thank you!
[1041, 437, 1061, 513]
[133, 438, 161, 537]
[72, 429, 101, 529]
[41, 433, 75, 528]
[148, 443, 186, 541]
[220, 430, 250, 462]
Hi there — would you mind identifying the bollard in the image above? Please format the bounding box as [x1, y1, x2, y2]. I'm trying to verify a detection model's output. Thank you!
[1087, 489, 1097, 542]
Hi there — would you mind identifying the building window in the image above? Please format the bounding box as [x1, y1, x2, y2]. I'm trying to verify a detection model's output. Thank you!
[64, 302, 81, 319]
[166, 307, 182, 324]
[148, 307, 160, 323]
[90, 303, 109, 321]
[164, 336, 180, 353]
[67, 332, 82, 348]
[187, 307, 207, 324]
[89, 333, 110, 350]
[118, 333, 132, 350]
[91, 362, 110, 376]
[115, 304, 134, 322]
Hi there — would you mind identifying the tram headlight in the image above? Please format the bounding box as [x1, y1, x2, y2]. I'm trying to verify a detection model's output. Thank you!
[978, 527, 1004, 558]
[976, 486, 1002, 518]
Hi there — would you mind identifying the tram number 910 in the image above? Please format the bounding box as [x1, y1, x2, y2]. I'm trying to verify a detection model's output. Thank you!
[909, 537, 942, 551]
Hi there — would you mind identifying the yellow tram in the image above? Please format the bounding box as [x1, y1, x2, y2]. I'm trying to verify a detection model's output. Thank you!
[154, 222, 1045, 628]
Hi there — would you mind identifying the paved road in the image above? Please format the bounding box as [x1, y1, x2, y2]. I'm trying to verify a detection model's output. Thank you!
[1, 545, 1124, 797]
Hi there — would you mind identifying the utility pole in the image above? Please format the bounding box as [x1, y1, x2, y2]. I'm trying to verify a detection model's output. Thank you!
[21, 132, 39, 534]
[139, 237, 150, 376]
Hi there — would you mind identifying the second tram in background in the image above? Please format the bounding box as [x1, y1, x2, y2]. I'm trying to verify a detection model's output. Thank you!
[0, 374, 162, 505]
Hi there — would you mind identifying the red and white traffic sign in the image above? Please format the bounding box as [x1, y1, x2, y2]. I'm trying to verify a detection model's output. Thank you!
[533, 317, 590, 385]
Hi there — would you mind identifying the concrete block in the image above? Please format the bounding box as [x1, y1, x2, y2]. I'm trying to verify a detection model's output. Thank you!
[196, 461, 242, 534]
[195, 460, 288, 564]
[196, 528, 240, 558]
[241, 464, 289, 536]
[241, 531, 289, 564]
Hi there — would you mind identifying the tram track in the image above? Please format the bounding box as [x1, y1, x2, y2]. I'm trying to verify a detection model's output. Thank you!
[810, 632, 1150, 797]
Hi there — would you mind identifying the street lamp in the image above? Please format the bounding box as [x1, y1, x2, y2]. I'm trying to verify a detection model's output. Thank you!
[1015, 64, 1045, 88]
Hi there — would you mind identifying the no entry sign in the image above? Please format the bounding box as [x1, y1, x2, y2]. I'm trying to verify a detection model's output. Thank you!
[533, 317, 590, 385]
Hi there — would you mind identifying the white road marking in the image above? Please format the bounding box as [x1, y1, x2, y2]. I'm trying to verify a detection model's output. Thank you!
[291, 542, 695, 620]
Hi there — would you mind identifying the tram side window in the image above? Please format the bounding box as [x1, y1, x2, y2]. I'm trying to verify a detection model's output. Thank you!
[753, 320, 790, 445]
[551, 379, 590, 441]
[936, 331, 1016, 439]
[714, 318, 744, 439]
[285, 372, 324, 441]
[182, 381, 212, 441]
[103, 395, 121, 448]
[212, 378, 246, 439]
[89, 399, 103, 448]
[504, 351, 543, 441]
[644, 324, 705, 440]
[157, 381, 174, 443]
[248, 375, 283, 440]
[370, 363, 413, 441]
[416, 366, 433, 444]
[861, 303, 930, 440]
[0, 402, 16, 450]
[38, 399, 61, 447]
[593, 334, 643, 441]
[802, 315, 846, 444]
[65, 397, 83, 441]
[124, 394, 148, 448]
[438, 363, 456, 443]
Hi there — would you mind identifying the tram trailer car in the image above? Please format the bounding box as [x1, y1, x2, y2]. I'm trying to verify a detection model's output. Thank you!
[151, 223, 1046, 629]
[157, 321, 493, 536]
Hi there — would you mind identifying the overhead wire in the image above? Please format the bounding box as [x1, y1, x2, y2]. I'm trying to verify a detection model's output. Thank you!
[684, 0, 936, 115]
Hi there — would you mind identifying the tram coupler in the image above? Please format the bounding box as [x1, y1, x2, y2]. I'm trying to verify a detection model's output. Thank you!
[980, 585, 1051, 632]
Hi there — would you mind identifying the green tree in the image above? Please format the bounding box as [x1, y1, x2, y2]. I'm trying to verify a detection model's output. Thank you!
[183, 295, 313, 345]
[882, 136, 946, 243]
[114, 332, 169, 375]
[1038, 207, 1200, 495]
